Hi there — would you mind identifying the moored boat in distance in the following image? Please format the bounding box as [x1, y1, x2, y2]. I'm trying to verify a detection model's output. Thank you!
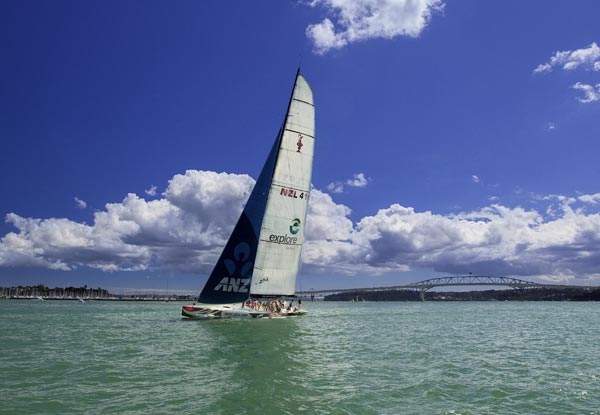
[182, 70, 314, 319]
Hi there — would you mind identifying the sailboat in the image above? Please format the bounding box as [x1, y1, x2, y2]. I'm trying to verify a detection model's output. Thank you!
[182, 70, 314, 318]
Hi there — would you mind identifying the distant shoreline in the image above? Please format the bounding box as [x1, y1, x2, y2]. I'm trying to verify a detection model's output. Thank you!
[1, 297, 192, 302]
[0, 285, 196, 302]
[4, 285, 600, 302]
[326, 287, 600, 302]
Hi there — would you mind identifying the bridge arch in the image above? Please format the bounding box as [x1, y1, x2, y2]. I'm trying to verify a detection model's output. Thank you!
[295, 275, 582, 300]
[407, 275, 543, 291]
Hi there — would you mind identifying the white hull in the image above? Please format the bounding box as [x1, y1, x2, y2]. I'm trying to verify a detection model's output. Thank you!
[182, 304, 307, 319]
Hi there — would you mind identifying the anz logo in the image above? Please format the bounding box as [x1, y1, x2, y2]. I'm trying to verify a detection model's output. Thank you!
[214, 242, 252, 293]
[214, 277, 250, 293]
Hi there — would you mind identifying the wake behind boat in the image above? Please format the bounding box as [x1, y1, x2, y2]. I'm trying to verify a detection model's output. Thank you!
[182, 70, 314, 319]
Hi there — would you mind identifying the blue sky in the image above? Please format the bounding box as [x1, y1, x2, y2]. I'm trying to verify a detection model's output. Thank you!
[2, 0, 600, 293]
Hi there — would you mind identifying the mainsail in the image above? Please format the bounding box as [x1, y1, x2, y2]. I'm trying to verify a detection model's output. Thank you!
[197, 71, 314, 304]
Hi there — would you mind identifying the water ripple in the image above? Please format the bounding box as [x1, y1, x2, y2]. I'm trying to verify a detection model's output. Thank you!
[1, 301, 600, 414]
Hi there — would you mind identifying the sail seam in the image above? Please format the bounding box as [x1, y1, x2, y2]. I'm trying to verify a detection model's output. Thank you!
[292, 98, 314, 107]
[284, 128, 314, 138]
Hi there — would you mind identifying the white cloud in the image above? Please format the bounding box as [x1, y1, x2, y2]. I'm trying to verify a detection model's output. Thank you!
[356, 201, 600, 279]
[572, 82, 600, 103]
[534, 43, 600, 103]
[164, 170, 254, 230]
[145, 185, 157, 197]
[306, 189, 353, 241]
[471, 175, 480, 184]
[306, 18, 347, 54]
[3, 171, 600, 284]
[326, 182, 344, 194]
[579, 193, 600, 204]
[347, 172, 369, 187]
[0, 171, 254, 274]
[305, 192, 600, 282]
[534, 42, 600, 74]
[74, 197, 87, 209]
[306, 0, 444, 54]
[327, 172, 370, 193]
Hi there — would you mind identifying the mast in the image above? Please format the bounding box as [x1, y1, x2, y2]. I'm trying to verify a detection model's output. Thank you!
[197, 71, 310, 304]
[250, 72, 315, 297]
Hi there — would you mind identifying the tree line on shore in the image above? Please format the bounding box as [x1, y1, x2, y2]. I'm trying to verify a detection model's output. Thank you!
[0, 284, 197, 300]
[1, 284, 110, 299]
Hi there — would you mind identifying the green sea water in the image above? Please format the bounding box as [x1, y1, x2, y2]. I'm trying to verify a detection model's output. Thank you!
[1, 300, 599, 415]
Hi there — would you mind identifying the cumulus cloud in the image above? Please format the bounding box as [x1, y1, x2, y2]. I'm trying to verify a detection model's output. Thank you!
[144, 185, 157, 197]
[306, 0, 444, 54]
[0, 171, 254, 274]
[306, 189, 353, 242]
[572, 82, 600, 103]
[305, 198, 600, 282]
[471, 175, 480, 184]
[534, 42, 600, 74]
[74, 197, 87, 209]
[3, 170, 600, 284]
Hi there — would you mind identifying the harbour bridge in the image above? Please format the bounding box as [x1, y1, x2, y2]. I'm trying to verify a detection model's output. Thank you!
[297, 275, 598, 301]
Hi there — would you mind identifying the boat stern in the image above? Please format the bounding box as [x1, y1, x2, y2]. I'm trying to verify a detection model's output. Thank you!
[181, 303, 269, 318]
[182, 304, 222, 318]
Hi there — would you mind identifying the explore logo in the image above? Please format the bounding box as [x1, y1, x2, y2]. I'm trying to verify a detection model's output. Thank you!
[289, 218, 301, 235]
[267, 219, 302, 245]
[268, 234, 298, 245]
